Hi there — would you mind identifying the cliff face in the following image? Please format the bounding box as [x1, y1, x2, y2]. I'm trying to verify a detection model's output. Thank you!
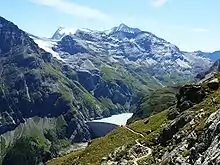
[0, 16, 107, 163]
[0, 16, 101, 139]
[157, 75, 220, 164]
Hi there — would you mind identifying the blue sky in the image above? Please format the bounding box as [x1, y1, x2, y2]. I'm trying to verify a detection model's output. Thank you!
[0, 0, 219, 52]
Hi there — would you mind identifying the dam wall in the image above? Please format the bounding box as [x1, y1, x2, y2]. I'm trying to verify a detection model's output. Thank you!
[86, 121, 119, 138]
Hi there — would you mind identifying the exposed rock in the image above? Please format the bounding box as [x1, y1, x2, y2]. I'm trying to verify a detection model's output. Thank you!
[55, 35, 88, 55]
[0, 16, 99, 154]
[102, 140, 151, 165]
[206, 59, 220, 75]
[176, 85, 206, 111]
[161, 112, 192, 144]
[195, 109, 220, 165]
[207, 78, 219, 90]
[167, 106, 180, 120]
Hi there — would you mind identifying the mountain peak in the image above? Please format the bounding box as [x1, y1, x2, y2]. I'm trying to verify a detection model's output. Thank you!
[0, 16, 38, 54]
[52, 27, 77, 40]
[110, 23, 142, 34]
[118, 23, 129, 29]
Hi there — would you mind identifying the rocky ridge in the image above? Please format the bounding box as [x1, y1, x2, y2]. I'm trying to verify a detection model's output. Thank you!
[0, 16, 107, 164]
[47, 71, 220, 165]
[30, 24, 214, 120]
[103, 73, 220, 165]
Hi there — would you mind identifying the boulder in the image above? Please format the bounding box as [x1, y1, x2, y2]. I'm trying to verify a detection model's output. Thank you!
[176, 85, 206, 111]
[207, 78, 219, 90]
[167, 107, 180, 120]
[160, 113, 192, 144]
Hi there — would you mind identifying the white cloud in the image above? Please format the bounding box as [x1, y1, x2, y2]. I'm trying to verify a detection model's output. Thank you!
[30, 0, 110, 21]
[191, 28, 209, 32]
[152, 0, 168, 7]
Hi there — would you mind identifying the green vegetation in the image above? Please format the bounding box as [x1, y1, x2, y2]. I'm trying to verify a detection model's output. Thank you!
[82, 92, 103, 112]
[48, 73, 220, 165]
[158, 71, 193, 86]
[2, 137, 50, 165]
[44, 129, 70, 157]
[47, 127, 140, 165]
[100, 66, 161, 94]
[182, 73, 220, 134]
[73, 127, 140, 164]
[181, 149, 191, 157]
[137, 155, 155, 165]
[129, 110, 168, 145]
[46, 110, 169, 165]
[47, 149, 84, 165]
[99, 97, 116, 110]
[0, 137, 7, 164]
[100, 66, 122, 83]
[128, 86, 179, 123]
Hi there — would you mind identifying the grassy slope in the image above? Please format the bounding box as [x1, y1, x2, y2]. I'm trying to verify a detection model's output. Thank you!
[47, 73, 220, 165]
[46, 110, 168, 165]
[100, 66, 161, 94]
[128, 86, 180, 123]
[47, 127, 140, 165]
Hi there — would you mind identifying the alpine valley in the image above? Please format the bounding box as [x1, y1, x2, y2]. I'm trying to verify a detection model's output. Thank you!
[0, 16, 219, 165]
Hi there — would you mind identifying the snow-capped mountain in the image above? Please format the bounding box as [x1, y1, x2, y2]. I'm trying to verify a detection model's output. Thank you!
[194, 50, 220, 62]
[52, 27, 77, 40]
[106, 23, 142, 35]
[32, 24, 213, 87]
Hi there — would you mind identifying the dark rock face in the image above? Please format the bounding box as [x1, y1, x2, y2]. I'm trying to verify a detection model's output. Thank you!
[0, 17, 39, 54]
[207, 78, 219, 90]
[176, 85, 206, 111]
[199, 110, 220, 164]
[56, 35, 88, 55]
[160, 113, 192, 144]
[198, 59, 220, 79]
[94, 80, 132, 106]
[75, 70, 132, 107]
[0, 16, 99, 144]
[65, 112, 91, 143]
[86, 121, 118, 138]
[77, 70, 101, 91]
[167, 106, 180, 120]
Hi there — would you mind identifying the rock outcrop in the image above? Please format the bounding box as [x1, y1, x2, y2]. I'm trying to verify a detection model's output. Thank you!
[176, 85, 206, 111]
[207, 78, 219, 90]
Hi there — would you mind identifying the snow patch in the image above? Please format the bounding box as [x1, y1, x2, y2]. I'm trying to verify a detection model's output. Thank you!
[32, 37, 65, 62]
[80, 59, 98, 71]
[176, 59, 191, 68]
[59, 27, 77, 35]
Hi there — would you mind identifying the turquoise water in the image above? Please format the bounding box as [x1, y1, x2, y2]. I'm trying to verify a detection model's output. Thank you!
[93, 113, 133, 126]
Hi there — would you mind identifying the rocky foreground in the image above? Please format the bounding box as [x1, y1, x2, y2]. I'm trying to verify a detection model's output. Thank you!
[103, 74, 220, 165]
[47, 72, 220, 165]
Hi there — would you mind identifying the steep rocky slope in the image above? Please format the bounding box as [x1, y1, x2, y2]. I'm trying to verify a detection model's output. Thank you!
[47, 72, 220, 165]
[0, 16, 110, 164]
[32, 24, 213, 114]
[44, 24, 213, 86]
[196, 50, 220, 62]
[0, 16, 217, 165]
[206, 59, 220, 74]
[196, 59, 220, 79]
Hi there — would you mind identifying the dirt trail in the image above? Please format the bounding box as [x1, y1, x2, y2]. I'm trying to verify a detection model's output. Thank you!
[124, 126, 152, 165]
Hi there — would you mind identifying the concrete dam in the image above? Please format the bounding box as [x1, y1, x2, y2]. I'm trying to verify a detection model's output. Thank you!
[86, 113, 133, 138]
[86, 121, 119, 138]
